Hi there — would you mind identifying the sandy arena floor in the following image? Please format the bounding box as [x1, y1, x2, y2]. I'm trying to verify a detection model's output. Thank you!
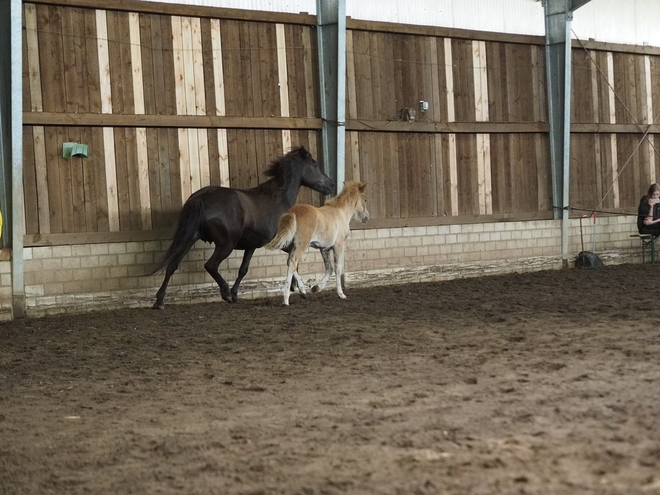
[2, 263, 660, 494]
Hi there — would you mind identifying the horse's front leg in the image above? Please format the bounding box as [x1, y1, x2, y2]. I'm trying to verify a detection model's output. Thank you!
[312, 248, 333, 293]
[230, 249, 255, 303]
[333, 244, 347, 299]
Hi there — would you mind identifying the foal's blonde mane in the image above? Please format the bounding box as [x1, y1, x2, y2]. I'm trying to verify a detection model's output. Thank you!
[325, 181, 364, 208]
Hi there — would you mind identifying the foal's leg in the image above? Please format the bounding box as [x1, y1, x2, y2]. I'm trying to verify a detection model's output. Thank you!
[312, 248, 333, 293]
[204, 243, 235, 303]
[333, 244, 347, 299]
[283, 249, 297, 306]
[292, 271, 307, 297]
[229, 249, 255, 303]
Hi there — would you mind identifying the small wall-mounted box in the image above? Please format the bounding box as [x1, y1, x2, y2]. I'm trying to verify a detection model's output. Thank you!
[62, 142, 89, 159]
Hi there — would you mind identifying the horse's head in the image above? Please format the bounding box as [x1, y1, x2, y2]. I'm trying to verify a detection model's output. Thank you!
[293, 147, 335, 195]
[352, 182, 370, 223]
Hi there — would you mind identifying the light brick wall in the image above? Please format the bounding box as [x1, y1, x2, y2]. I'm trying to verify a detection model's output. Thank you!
[0, 215, 646, 319]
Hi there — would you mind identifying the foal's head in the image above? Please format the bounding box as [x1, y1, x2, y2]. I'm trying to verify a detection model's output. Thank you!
[331, 181, 370, 223]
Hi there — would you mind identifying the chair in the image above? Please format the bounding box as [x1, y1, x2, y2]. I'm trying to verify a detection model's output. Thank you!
[631, 233, 659, 263]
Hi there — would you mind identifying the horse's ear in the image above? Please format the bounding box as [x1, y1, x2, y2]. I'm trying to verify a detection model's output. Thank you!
[358, 182, 368, 192]
[298, 146, 307, 156]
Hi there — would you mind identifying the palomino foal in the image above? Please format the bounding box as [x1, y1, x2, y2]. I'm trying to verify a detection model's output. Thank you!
[267, 181, 369, 305]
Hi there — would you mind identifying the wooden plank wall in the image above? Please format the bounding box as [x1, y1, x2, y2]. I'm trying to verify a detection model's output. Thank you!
[570, 48, 660, 213]
[22, 1, 320, 244]
[21, 0, 660, 245]
[345, 29, 552, 224]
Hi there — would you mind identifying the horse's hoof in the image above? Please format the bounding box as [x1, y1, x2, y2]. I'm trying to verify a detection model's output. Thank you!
[152, 302, 164, 310]
[338, 294, 346, 299]
[312, 285, 320, 293]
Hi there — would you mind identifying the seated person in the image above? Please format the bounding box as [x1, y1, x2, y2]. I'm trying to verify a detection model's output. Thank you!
[638, 183, 660, 235]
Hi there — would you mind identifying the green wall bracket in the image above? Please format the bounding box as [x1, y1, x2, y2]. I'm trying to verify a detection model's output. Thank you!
[62, 142, 89, 158]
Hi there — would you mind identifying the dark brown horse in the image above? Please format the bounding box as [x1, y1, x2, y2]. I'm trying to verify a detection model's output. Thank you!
[148, 146, 335, 309]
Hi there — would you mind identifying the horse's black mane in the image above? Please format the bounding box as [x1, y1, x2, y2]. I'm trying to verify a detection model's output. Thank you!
[258, 146, 303, 196]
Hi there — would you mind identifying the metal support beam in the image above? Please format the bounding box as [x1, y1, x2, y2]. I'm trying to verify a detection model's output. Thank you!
[317, 0, 346, 192]
[544, 0, 590, 267]
[11, 0, 25, 317]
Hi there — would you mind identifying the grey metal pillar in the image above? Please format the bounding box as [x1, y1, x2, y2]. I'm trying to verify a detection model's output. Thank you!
[317, 0, 346, 192]
[544, 0, 590, 267]
[1, 0, 26, 318]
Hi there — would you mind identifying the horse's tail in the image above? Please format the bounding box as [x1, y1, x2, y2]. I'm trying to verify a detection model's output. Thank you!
[266, 213, 297, 250]
[145, 197, 205, 276]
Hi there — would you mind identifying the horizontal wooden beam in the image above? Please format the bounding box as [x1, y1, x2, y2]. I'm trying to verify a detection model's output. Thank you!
[28, 0, 316, 25]
[23, 113, 323, 130]
[25, 230, 174, 247]
[347, 18, 545, 46]
[347, 120, 550, 133]
[571, 123, 660, 134]
[352, 212, 555, 230]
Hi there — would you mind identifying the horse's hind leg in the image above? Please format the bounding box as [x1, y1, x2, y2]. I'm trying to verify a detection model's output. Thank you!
[154, 267, 175, 310]
[312, 248, 333, 293]
[204, 244, 235, 303]
[333, 244, 347, 299]
[229, 249, 255, 303]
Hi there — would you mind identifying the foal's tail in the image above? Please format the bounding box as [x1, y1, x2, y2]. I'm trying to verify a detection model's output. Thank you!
[266, 213, 297, 250]
[145, 197, 205, 276]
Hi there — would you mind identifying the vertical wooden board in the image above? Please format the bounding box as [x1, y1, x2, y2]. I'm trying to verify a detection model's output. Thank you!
[246, 129, 260, 188]
[78, 126, 97, 232]
[391, 34, 406, 117]
[44, 127, 63, 233]
[489, 133, 507, 213]
[275, 23, 289, 118]
[614, 135, 636, 207]
[159, 15, 178, 115]
[24, 4, 42, 113]
[123, 127, 143, 230]
[85, 128, 108, 231]
[146, 128, 163, 227]
[180, 17, 197, 116]
[651, 55, 660, 119]
[191, 17, 206, 116]
[23, 127, 39, 234]
[451, 39, 475, 123]
[572, 134, 599, 210]
[384, 133, 400, 218]
[227, 129, 245, 189]
[112, 128, 131, 230]
[518, 134, 538, 213]
[69, 128, 87, 232]
[345, 131, 357, 182]
[301, 27, 319, 118]
[82, 8, 102, 113]
[284, 24, 303, 117]
[486, 42, 504, 121]
[346, 30, 358, 121]
[352, 31, 374, 120]
[369, 32, 384, 120]
[32, 126, 51, 233]
[220, 20, 241, 116]
[412, 134, 434, 217]
[418, 36, 434, 112]
[515, 45, 535, 121]
[431, 38, 448, 122]
[153, 128, 172, 223]
[240, 22, 256, 117]
[634, 54, 648, 125]
[22, 7, 31, 112]
[37, 5, 66, 113]
[62, 7, 88, 113]
[140, 14, 157, 115]
[207, 125, 221, 185]
[249, 22, 264, 117]
[356, 133, 377, 218]
[200, 18, 217, 117]
[571, 49, 593, 123]
[210, 19, 226, 117]
[420, 36, 435, 120]
[106, 10, 134, 114]
[456, 134, 478, 215]
[56, 127, 75, 233]
[171, 16, 186, 116]
[589, 50, 601, 125]
[399, 35, 418, 110]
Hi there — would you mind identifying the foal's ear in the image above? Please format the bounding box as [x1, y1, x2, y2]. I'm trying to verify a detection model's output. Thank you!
[298, 146, 307, 156]
[358, 182, 368, 192]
